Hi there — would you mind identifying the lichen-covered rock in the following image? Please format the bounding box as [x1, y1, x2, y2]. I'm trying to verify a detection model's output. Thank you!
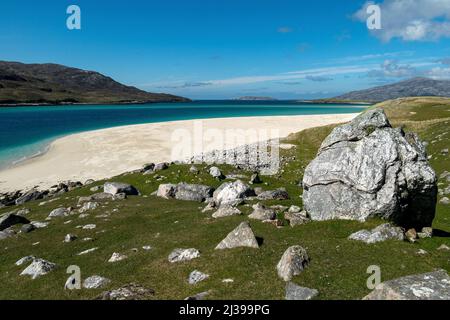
[257, 188, 289, 200]
[213, 180, 255, 205]
[248, 203, 276, 221]
[96, 283, 155, 300]
[104, 182, 139, 196]
[348, 223, 405, 244]
[212, 205, 242, 218]
[303, 108, 437, 229]
[20, 258, 57, 279]
[83, 275, 111, 289]
[277, 246, 310, 281]
[285, 282, 318, 300]
[215, 221, 259, 250]
[168, 248, 200, 263]
[188, 270, 209, 284]
[363, 270, 450, 300]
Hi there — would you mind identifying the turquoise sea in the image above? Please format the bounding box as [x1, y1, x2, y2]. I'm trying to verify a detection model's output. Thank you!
[0, 100, 367, 169]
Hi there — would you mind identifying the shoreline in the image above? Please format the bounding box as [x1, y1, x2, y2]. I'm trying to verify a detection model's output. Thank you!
[0, 113, 360, 193]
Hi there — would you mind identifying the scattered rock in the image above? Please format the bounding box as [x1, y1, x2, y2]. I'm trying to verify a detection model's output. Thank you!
[77, 247, 98, 255]
[405, 228, 418, 243]
[168, 248, 200, 263]
[104, 182, 139, 196]
[96, 283, 155, 300]
[348, 223, 405, 244]
[15, 190, 45, 205]
[154, 162, 168, 171]
[209, 166, 224, 179]
[142, 245, 152, 251]
[363, 270, 450, 300]
[417, 249, 428, 255]
[0, 213, 30, 231]
[108, 252, 128, 263]
[285, 282, 319, 300]
[188, 270, 209, 284]
[20, 258, 56, 279]
[418, 227, 433, 239]
[215, 221, 259, 250]
[20, 224, 35, 233]
[157, 183, 214, 202]
[248, 203, 276, 221]
[64, 234, 77, 243]
[213, 180, 255, 205]
[30, 221, 49, 229]
[47, 207, 70, 219]
[15, 256, 35, 266]
[0, 229, 14, 240]
[277, 246, 310, 281]
[288, 205, 302, 213]
[440, 197, 450, 205]
[79, 201, 98, 213]
[212, 205, 242, 218]
[185, 291, 210, 300]
[441, 148, 449, 155]
[284, 211, 310, 227]
[156, 184, 177, 199]
[249, 172, 262, 184]
[303, 108, 437, 228]
[437, 244, 450, 251]
[83, 275, 111, 289]
[90, 186, 101, 192]
[189, 165, 199, 174]
[82, 224, 96, 230]
[257, 188, 289, 200]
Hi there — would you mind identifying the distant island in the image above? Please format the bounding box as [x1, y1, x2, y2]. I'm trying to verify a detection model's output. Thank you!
[0, 61, 189, 106]
[315, 77, 450, 103]
[234, 96, 278, 101]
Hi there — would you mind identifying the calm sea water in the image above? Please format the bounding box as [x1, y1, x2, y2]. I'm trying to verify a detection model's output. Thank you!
[0, 100, 366, 169]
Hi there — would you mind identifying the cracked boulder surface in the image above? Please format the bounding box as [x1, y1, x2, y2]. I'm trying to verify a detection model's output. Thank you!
[302, 108, 437, 228]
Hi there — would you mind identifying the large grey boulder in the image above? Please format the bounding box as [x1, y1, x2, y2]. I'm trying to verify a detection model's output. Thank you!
[303, 108, 437, 229]
[215, 221, 259, 250]
[104, 182, 139, 196]
[277, 246, 310, 281]
[0, 213, 30, 231]
[213, 180, 255, 205]
[364, 270, 450, 300]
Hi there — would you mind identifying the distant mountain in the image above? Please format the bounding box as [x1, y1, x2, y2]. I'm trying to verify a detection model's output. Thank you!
[0, 61, 189, 105]
[329, 77, 450, 103]
[235, 96, 277, 101]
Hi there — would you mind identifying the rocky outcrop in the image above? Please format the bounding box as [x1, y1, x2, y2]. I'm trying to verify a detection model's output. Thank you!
[303, 108, 437, 229]
[215, 222, 259, 250]
[363, 270, 450, 300]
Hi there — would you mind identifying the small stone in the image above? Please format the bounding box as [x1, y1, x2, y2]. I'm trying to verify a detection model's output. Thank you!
[30, 221, 49, 229]
[20, 224, 36, 233]
[64, 234, 77, 243]
[47, 207, 70, 219]
[437, 244, 450, 251]
[77, 247, 98, 255]
[417, 227, 433, 239]
[189, 165, 199, 174]
[83, 275, 111, 289]
[185, 291, 210, 300]
[249, 172, 262, 184]
[79, 201, 98, 213]
[82, 224, 96, 230]
[142, 245, 152, 251]
[108, 252, 128, 263]
[168, 248, 200, 263]
[212, 205, 242, 218]
[417, 249, 428, 255]
[348, 224, 405, 244]
[222, 279, 234, 283]
[405, 228, 418, 243]
[440, 197, 450, 205]
[96, 283, 155, 300]
[104, 182, 139, 196]
[188, 270, 209, 284]
[288, 205, 302, 213]
[209, 166, 223, 179]
[277, 246, 310, 281]
[285, 282, 319, 300]
[248, 203, 276, 221]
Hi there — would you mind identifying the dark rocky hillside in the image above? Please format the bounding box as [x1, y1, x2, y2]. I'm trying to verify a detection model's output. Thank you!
[0, 61, 189, 105]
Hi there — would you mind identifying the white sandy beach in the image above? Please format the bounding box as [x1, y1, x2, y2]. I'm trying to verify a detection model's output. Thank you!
[0, 113, 360, 192]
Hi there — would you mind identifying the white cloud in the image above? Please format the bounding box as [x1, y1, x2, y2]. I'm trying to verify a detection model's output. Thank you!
[367, 59, 417, 78]
[355, 0, 450, 42]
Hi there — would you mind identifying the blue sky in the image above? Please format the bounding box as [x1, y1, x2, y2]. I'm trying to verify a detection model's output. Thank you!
[0, 0, 449, 99]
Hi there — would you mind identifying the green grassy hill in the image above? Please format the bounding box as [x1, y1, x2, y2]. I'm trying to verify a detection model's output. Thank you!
[0, 97, 449, 300]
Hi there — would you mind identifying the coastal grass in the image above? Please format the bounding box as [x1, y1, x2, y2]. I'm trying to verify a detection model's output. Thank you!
[0, 97, 449, 300]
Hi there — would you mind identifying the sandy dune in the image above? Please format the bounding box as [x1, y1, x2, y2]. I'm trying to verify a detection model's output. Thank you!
[0, 113, 360, 192]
